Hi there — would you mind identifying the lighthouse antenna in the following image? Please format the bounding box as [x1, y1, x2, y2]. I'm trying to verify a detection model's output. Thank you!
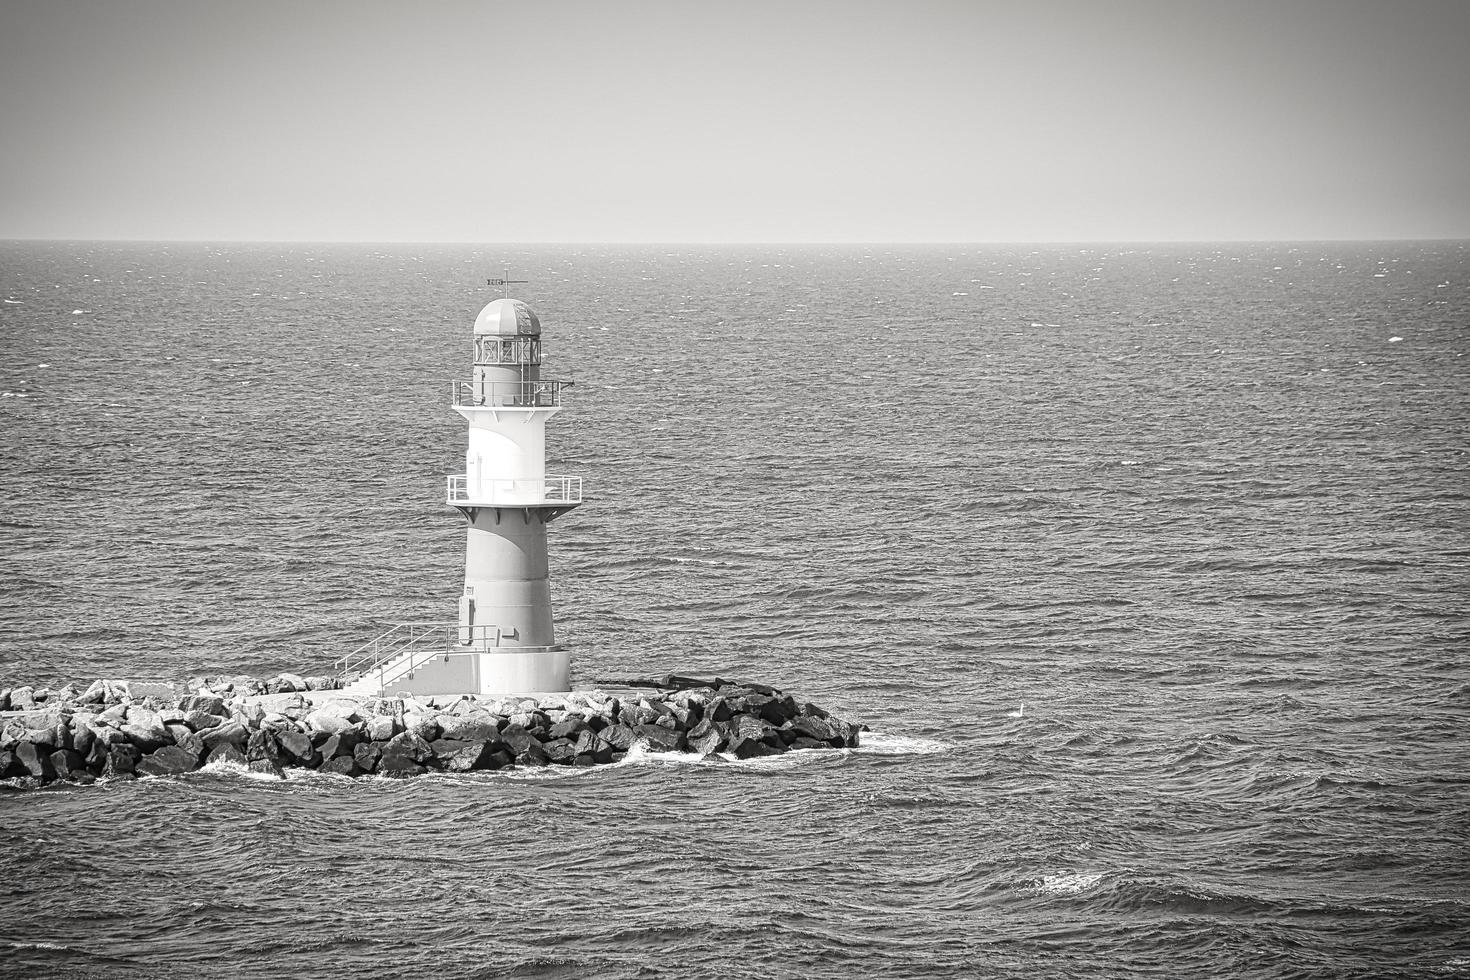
[485, 268, 529, 298]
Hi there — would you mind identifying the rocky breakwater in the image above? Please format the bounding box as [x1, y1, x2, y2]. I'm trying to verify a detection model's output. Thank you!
[0, 676, 863, 788]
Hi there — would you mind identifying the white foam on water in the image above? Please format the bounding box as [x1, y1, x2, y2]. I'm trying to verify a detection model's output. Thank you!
[1033, 871, 1105, 896]
[854, 731, 949, 755]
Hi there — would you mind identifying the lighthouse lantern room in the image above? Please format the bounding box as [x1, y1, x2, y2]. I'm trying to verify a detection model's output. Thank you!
[339, 294, 580, 698]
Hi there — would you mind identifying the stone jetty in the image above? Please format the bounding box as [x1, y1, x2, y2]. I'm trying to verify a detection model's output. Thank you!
[0, 674, 864, 788]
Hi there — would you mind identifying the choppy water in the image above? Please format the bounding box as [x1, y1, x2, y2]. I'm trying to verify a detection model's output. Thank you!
[2, 241, 1468, 979]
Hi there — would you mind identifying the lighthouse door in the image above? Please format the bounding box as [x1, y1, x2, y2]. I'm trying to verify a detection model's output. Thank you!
[458, 593, 474, 646]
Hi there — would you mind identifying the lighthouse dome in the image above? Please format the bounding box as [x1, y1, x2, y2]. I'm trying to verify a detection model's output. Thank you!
[474, 298, 541, 337]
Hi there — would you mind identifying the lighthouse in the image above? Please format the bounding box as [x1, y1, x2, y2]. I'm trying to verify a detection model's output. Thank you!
[339, 294, 580, 698]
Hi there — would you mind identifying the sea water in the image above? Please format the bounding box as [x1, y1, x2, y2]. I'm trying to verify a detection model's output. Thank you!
[1, 241, 1467, 978]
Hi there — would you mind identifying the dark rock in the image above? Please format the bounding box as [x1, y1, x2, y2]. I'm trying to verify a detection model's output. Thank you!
[600, 724, 637, 752]
[785, 714, 843, 746]
[16, 742, 55, 781]
[385, 732, 434, 765]
[759, 695, 799, 726]
[200, 720, 250, 750]
[730, 737, 778, 760]
[572, 754, 596, 767]
[376, 747, 427, 777]
[352, 742, 381, 773]
[499, 725, 540, 757]
[205, 743, 248, 767]
[166, 724, 206, 759]
[319, 733, 359, 761]
[688, 727, 726, 756]
[431, 739, 492, 772]
[515, 740, 551, 766]
[49, 749, 88, 781]
[0, 750, 24, 779]
[484, 749, 514, 771]
[706, 698, 733, 723]
[632, 724, 686, 753]
[548, 717, 586, 740]
[543, 738, 578, 764]
[319, 756, 360, 776]
[277, 728, 321, 764]
[572, 729, 615, 763]
[136, 744, 202, 777]
[245, 730, 283, 764]
[102, 744, 140, 778]
[788, 736, 831, 751]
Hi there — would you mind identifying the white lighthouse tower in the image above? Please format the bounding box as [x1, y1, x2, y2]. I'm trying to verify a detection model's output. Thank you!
[340, 293, 580, 698]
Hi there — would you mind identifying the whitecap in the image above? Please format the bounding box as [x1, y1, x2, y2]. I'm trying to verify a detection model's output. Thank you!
[855, 731, 948, 755]
[1034, 871, 1104, 896]
[1389, 336, 1404, 342]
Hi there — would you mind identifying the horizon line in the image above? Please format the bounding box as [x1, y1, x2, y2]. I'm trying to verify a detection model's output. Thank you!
[3, 236, 1468, 247]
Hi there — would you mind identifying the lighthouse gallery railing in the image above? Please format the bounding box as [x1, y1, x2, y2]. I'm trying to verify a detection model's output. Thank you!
[446, 474, 582, 506]
[452, 379, 572, 408]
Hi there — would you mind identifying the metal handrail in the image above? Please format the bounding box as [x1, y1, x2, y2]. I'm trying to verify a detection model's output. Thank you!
[446, 474, 582, 506]
[337, 621, 564, 692]
[452, 379, 572, 408]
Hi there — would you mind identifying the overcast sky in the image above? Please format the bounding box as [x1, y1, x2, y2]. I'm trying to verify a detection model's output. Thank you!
[2, 0, 1467, 242]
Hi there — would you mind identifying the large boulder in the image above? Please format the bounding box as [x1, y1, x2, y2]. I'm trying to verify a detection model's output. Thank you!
[436, 713, 501, 743]
[403, 712, 441, 743]
[275, 729, 320, 768]
[352, 742, 381, 774]
[599, 724, 637, 752]
[102, 744, 140, 778]
[543, 738, 578, 764]
[632, 724, 686, 753]
[498, 725, 540, 758]
[136, 744, 201, 777]
[121, 708, 171, 752]
[318, 733, 359, 762]
[364, 714, 398, 742]
[384, 732, 434, 765]
[431, 739, 493, 772]
[319, 756, 359, 776]
[15, 741, 55, 781]
[200, 720, 251, 750]
[177, 694, 228, 717]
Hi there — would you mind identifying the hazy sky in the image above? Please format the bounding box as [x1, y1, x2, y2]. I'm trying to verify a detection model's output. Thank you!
[2, 0, 1468, 242]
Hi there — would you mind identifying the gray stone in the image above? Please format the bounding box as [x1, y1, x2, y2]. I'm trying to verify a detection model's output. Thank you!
[200, 720, 250, 749]
[431, 739, 492, 772]
[318, 732, 359, 761]
[600, 724, 637, 751]
[543, 738, 578, 763]
[275, 730, 320, 767]
[384, 731, 434, 765]
[102, 744, 140, 778]
[136, 744, 201, 777]
[365, 714, 398, 742]
[632, 724, 686, 753]
[436, 713, 501, 742]
[9, 686, 36, 710]
[319, 755, 359, 776]
[15, 742, 55, 781]
[352, 742, 381, 773]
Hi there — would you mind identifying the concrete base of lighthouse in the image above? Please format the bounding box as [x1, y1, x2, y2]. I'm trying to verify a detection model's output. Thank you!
[351, 646, 571, 700]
